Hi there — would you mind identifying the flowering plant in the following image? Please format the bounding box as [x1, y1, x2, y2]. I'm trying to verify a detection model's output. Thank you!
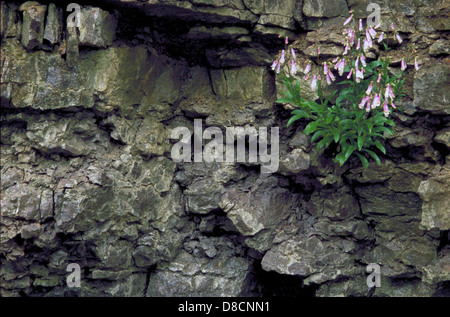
[273, 13, 419, 167]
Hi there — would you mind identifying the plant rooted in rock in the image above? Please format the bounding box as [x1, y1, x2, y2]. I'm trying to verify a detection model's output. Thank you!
[274, 15, 420, 168]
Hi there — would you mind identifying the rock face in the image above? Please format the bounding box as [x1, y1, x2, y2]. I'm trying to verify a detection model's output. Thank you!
[1, 0, 449, 298]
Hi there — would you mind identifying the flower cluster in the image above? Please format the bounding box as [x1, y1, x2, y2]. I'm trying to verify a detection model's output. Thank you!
[271, 12, 421, 117]
[271, 37, 299, 77]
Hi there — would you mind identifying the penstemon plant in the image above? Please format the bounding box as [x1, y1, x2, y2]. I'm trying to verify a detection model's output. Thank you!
[273, 12, 420, 168]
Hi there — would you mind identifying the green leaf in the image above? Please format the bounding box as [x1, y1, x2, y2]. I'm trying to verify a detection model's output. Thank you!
[335, 152, 347, 166]
[323, 90, 338, 107]
[303, 121, 320, 135]
[317, 136, 332, 149]
[326, 113, 334, 124]
[332, 128, 340, 143]
[363, 149, 381, 166]
[291, 109, 309, 117]
[311, 129, 327, 143]
[356, 153, 369, 168]
[276, 97, 294, 104]
[287, 114, 302, 127]
[385, 119, 395, 126]
[368, 60, 382, 69]
[303, 101, 322, 113]
[374, 140, 386, 154]
[373, 113, 387, 125]
[344, 144, 357, 161]
[357, 135, 365, 150]
[373, 126, 394, 135]
[336, 80, 354, 86]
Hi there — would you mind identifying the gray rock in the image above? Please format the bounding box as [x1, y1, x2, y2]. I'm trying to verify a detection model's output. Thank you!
[78, 7, 117, 48]
[429, 39, 450, 56]
[20, 2, 46, 50]
[43, 3, 62, 45]
[220, 176, 291, 236]
[413, 62, 450, 114]
[418, 162, 450, 230]
[306, 186, 360, 220]
[65, 25, 79, 68]
[146, 249, 253, 297]
[303, 0, 348, 18]
[278, 148, 311, 174]
[434, 127, 450, 148]
[261, 236, 357, 285]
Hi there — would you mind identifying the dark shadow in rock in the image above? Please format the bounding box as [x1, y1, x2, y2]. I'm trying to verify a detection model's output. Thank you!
[248, 260, 318, 297]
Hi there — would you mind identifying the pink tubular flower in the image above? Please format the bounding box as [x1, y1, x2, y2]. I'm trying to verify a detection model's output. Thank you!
[271, 59, 278, 71]
[347, 68, 353, 79]
[290, 60, 296, 76]
[356, 68, 364, 82]
[366, 28, 372, 41]
[285, 37, 289, 44]
[356, 38, 361, 50]
[304, 62, 311, 74]
[415, 57, 419, 71]
[328, 69, 336, 81]
[371, 93, 381, 109]
[337, 59, 345, 76]
[359, 19, 363, 31]
[390, 23, 395, 30]
[385, 83, 395, 100]
[344, 44, 349, 55]
[311, 75, 317, 90]
[290, 60, 297, 76]
[344, 14, 353, 26]
[366, 98, 371, 112]
[349, 29, 355, 46]
[378, 32, 384, 42]
[280, 50, 285, 64]
[359, 95, 370, 109]
[366, 81, 373, 95]
[377, 73, 382, 83]
[368, 27, 376, 38]
[360, 54, 367, 67]
[291, 47, 296, 59]
[382, 101, 389, 117]
[391, 101, 396, 109]
[324, 62, 328, 75]
[374, 21, 381, 29]
[401, 58, 407, 71]
[363, 38, 370, 52]
[305, 74, 310, 80]
[276, 61, 281, 73]
[326, 73, 332, 85]
[396, 33, 403, 43]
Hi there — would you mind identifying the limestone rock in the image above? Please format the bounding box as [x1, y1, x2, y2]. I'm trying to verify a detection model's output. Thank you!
[434, 127, 450, 148]
[429, 39, 450, 56]
[78, 7, 117, 48]
[261, 236, 357, 285]
[20, 1, 46, 50]
[278, 148, 311, 174]
[418, 163, 450, 230]
[43, 3, 62, 45]
[303, 0, 349, 18]
[413, 62, 450, 114]
[220, 176, 291, 236]
[146, 249, 253, 296]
